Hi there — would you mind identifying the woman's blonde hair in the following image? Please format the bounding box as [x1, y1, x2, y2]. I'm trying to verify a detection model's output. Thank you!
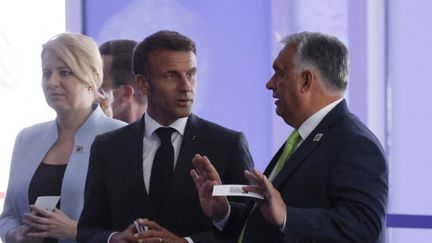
[41, 32, 112, 117]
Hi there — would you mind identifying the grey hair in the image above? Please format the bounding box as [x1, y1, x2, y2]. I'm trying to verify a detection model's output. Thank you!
[282, 32, 349, 91]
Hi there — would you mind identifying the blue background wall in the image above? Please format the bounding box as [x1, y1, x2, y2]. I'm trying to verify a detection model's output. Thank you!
[84, 0, 272, 170]
[82, 0, 432, 241]
[1, 1, 432, 242]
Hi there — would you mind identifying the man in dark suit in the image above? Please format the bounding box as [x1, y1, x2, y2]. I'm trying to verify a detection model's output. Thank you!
[191, 31, 388, 243]
[77, 31, 253, 243]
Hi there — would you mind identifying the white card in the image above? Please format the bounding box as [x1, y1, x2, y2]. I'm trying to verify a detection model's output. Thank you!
[134, 220, 148, 232]
[212, 185, 264, 200]
[34, 196, 60, 211]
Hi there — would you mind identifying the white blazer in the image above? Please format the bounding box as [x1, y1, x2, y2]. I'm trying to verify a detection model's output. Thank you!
[0, 106, 126, 243]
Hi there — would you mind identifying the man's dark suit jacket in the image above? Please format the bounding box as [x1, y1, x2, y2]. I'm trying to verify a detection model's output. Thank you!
[77, 114, 253, 243]
[224, 100, 388, 243]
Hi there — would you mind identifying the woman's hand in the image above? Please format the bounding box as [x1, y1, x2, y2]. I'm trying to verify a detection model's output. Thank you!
[23, 205, 77, 240]
[6, 225, 43, 243]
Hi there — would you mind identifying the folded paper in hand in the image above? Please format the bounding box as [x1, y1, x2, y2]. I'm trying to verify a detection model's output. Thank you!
[35, 196, 60, 211]
[212, 185, 264, 200]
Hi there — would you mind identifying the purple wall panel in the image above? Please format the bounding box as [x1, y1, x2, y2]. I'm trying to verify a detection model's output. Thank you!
[347, 0, 367, 124]
[82, 0, 432, 240]
[388, 0, 432, 216]
[84, 0, 272, 170]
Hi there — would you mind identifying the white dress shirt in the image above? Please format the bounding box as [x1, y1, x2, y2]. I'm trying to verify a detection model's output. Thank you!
[297, 98, 343, 144]
[142, 113, 188, 192]
[108, 114, 191, 243]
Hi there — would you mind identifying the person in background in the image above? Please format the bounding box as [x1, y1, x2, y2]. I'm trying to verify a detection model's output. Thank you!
[77, 30, 253, 243]
[191, 31, 388, 243]
[113, 40, 147, 123]
[98, 40, 115, 96]
[99, 39, 146, 123]
[0, 33, 126, 243]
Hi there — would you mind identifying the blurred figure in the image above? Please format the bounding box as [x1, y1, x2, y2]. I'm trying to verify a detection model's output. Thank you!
[0, 33, 126, 243]
[99, 40, 115, 95]
[191, 32, 388, 243]
[78, 30, 253, 243]
[99, 39, 146, 123]
[112, 40, 146, 123]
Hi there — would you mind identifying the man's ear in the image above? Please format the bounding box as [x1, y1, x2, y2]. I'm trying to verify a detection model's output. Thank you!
[300, 69, 313, 93]
[135, 74, 150, 95]
[122, 85, 134, 100]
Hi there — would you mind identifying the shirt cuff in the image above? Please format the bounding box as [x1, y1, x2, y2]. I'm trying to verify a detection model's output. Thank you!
[212, 204, 231, 231]
[184, 236, 193, 243]
[107, 232, 118, 243]
[279, 212, 287, 232]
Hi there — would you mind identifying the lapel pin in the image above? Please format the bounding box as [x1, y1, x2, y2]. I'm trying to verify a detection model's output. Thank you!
[76, 145, 84, 153]
[313, 133, 323, 142]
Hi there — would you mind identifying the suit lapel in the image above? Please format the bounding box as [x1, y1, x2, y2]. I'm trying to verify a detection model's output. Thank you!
[130, 116, 146, 189]
[153, 114, 200, 217]
[170, 114, 200, 191]
[272, 127, 329, 187]
[127, 116, 155, 217]
[271, 100, 349, 188]
[264, 146, 283, 177]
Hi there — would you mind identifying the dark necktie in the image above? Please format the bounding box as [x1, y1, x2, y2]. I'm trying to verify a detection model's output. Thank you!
[149, 127, 175, 214]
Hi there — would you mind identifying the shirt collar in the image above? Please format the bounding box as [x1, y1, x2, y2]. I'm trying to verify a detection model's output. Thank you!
[298, 98, 343, 140]
[144, 113, 188, 137]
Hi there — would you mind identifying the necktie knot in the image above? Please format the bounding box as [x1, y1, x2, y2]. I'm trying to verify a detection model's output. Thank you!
[155, 127, 175, 145]
[286, 129, 301, 148]
[268, 129, 301, 182]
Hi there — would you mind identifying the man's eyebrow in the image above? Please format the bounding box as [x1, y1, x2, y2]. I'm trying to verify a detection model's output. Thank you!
[188, 67, 197, 73]
[272, 64, 282, 72]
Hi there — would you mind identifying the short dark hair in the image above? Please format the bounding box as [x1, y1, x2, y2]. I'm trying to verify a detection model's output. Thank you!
[99, 39, 138, 87]
[99, 39, 137, 56]
[283, 32, 349, 91]
[133, 30, 196, 78]
[99, 41, 112, 55]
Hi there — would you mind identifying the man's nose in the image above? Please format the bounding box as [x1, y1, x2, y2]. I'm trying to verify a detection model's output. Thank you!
[44, 72, 60, 86]
[266, 77, 274, 90]
[178, 75, 192, 91]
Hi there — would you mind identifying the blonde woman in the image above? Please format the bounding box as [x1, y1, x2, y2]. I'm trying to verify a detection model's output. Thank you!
[0, 33, 126, 243]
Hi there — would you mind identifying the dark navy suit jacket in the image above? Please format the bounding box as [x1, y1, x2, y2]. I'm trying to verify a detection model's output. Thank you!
[225, 100, 388, 243]
[77, 113, 254, 243]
